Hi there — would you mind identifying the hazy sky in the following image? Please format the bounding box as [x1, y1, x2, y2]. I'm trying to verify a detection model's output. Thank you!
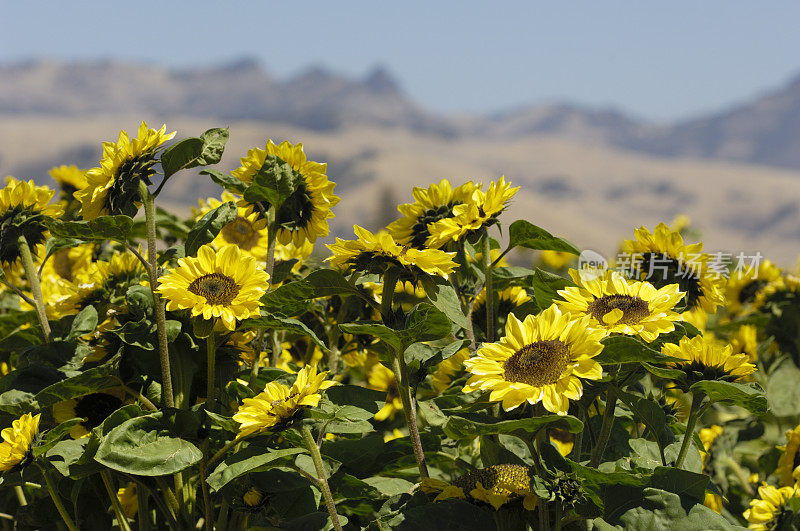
[3, 2, 800, 122]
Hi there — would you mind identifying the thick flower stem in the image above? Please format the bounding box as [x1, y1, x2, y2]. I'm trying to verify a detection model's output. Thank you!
[675, 392, 704, 469]
[42, 468, 78, 531]
[392, 352, 429, 479]
[206, 330, 216, 413]
[569, 406, 585, 462]
[481, 228, 495, 342]
[589, 387, 618, 468]
[14, 485, 27, 506]
[17, 235, 51, 342]
[139, 181, 175, 409]
[381, 268, 400, 323]
[300, 426, 343, 531]
[101, 470, 133, 531]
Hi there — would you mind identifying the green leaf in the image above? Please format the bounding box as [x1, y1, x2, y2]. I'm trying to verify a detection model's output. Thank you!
[34, 355, 121, 408]
[615, 389, 674, 460]
[340, 322, 403, 352]
[272, 259, 299, 284]
[160, 127, 229, 179]
[201, 169, 247, 194]
[33, 418, 82, 457]
[396, 303, 451, 347]
[443, 414, 582, 440]
[388, 498, 495, 530]
[207, 446, 305, 492]
[530, 268, 572, 310]
[49, 215, 134, 243]
[259, 280, 314, 317]
[242, 313, 328, 351]
[304, 269, 366, 298]
[598, 488, 738, 530]
[95, 410, 202, 476]
[508, 220, 580, 254]
[184, 201, 237, 256]
[691, 380, 767, 414]
[595, 336, 680, 365]
[649, 467, 708, 502]
[419, 275, 469, 330]
[243, 154, 301, 208]
[66, 306, 98, 341]
[767, 358, 800, 416]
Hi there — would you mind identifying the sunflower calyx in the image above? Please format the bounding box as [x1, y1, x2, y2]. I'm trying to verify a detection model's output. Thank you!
[243, 154, 303, 213]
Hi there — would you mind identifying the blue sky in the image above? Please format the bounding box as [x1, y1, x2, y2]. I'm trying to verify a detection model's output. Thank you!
[3, 1, 800, 122]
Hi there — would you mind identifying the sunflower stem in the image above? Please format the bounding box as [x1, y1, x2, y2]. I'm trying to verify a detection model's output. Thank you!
[381, 267, 400, 324]
[137, 485, 151, 531]
[101, 470, 133, 531]
[675, 392, 704, 469]
[42, 468, 78, 531]
[200, 442, 213, 531]
[589, 386, 618, 468]
[17, 235, 51, 342]
[300, 425, 343, 531]
[553, 500, 563, 531]
[206, 330, 216, 413]
[569, 405, 585, 462]
[13, 485, 27, 506]
[139, 181, 175, 409]
[481, 228, 495, 342]
[392, 352, 429, 479]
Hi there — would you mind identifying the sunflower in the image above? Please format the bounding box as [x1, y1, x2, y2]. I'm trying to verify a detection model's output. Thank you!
[49, 165, 88, 212]
[326, 225, 457, 280]
[75, 122, 176, 220]
[196, 192, 270, 260]
[427, 176, 519, 247]
[0, 178, 63, 265]
[46, 244, 95, 282]
[233, 364, 336, 438]
[156, 244, 269, 331]
[540, 250, 576, 270]
[232, 140, 340, 246]
[726, 260, 782, 316]
[731, 324, 759, 362]
[556, 269, 684, 342]
[621, 223, 725, 315]
[431, 348, 471, 392]
[744, 484, 799, 531]
[0, 413, 40, 472]
[549, 428, 575, 457]
[243, 486, 264, 508]
[62, 250, 146, 316]
[662, 335, 756, 391]
[420, 464, 537, 511]
[368, 363, 403, 421]
[463, 304, 605, 414]
[387, 179, 479, 249]
[117, 483, 139, 518]
[776, 424, 800, 487]
[53, 388, 126, 438]
[754, 275, 800, 310]
[473, 286, 531, 337]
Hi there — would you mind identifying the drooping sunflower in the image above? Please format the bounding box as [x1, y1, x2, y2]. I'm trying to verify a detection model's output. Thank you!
[662, 335, 756, 391]
[232, 364, 336, 438]
[621, 223, 725, 315]
[473, 286, 532, 336]
[431, 348, 471, 393]
[776, 424, 800, 487]
[726, 260, 782, 316]
[232, 140, 340, 246]
[53, 388, 126, 438]
[117, 483, 139, 518]
[75, 122, 176, 220]
[0, 178, 64, 265]
[420, 464, 537, 511]
[556, 269, 684, 342]
[463, 304, 605, 414]
[195, 192, 270, 260]
[45, 243, 95, 282]
[0, 412, 40, 472]
[326, 225, 457, 280]
[427, 176, 519, 248]
[156, 244, 270, 331]
[744, 484, 799, 531]
[367, 363, 403, 421]
[387, 179, 479, 249]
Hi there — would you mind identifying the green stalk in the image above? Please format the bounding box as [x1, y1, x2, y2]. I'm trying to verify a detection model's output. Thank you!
[300, 426, 342, 531]
[589, 387, 618, 468]
[380, 267, 400, 323]
[569, 405, 585, 462]
[42, 468, 78, 531]
[137, 485, 150, 531]
[13, 485, 27, 506]
[17, 235, 51, 342]
[553, 501, 562, 531]
[200, 444, 212, 531]
[248, 330, 264, 390]
[675, 392, 704, 469]
[101, 470, 133, 531]
[206, 330, 216, 413]
[139, 181, 175, 409]
[392, 352, 429, 479]
[481, 228, 495, 342]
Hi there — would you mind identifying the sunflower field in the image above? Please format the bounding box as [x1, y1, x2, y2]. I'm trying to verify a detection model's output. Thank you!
[1, 122, 799, 530]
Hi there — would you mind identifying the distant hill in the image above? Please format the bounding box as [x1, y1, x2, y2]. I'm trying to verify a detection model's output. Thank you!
[4, 58, 800, 169]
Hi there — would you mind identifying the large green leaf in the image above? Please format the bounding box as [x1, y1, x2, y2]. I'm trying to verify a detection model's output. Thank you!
[201, 169, 247, 194]
[340, 322, 403, 352]
[691, 380, 767, 414]
[66, 306, 98, 341]
[95, 410, 202, 476]
[185, 201, 237, 256]
[767, 358, 800, 416]
[242, 313, 327, 351]
[508, 220, 580, 254]
[243, 154, 301, 208]
[259, 280, 314, 317]
[49, 215, 134, 243]
[419, 275, 469, 329]
[615, 389, 674, 462]
[34, 355, 121, 408]
[206, 446, 305, 492]
[160, 127, 229, 179]
[530, 268, 573, 310]
[595, 336, 680, 365]
[443, 414, 582, 439]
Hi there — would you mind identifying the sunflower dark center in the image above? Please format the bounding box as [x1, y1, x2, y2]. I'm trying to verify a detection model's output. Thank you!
[739, 280, 767, 304]
[104, 153, 158, 217]
[74, 393, 123, 429]
[638, 253, 703, 310]
[503, 340, 570, 387]
[409, 202, 459, 248]
[188, 273, 240, 305]
[221, 217, 260, 250]
[587, 294, 650, 325]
